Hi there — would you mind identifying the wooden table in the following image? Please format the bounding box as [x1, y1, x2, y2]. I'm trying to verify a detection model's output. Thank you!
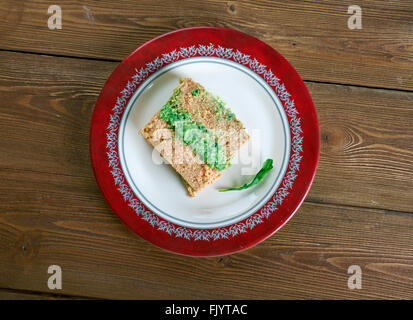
[0, 0, 412, 300]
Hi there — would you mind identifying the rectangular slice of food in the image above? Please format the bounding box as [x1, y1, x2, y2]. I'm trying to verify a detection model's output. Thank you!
[139, 78, 249, 196]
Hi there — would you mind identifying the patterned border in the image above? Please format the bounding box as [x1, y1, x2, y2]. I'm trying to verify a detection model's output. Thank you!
[106, 44, 303, 241]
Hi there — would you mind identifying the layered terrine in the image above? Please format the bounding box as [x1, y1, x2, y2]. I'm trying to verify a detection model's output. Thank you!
[139, 78, 249, 196]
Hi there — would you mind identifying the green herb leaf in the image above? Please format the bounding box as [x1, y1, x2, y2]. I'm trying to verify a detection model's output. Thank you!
[191, 88, 200, 97]
[219, 159, 274, 192]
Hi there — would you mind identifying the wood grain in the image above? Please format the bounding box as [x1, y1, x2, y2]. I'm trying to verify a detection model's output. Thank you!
[1, 167, 413, 299]
[0, 0, 412, 90]
[0, 51, 411, 212]
[309, 82, 413, 211]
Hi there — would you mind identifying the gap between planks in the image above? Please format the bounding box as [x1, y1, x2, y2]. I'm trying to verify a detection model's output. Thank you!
[0, 286, 96, 300]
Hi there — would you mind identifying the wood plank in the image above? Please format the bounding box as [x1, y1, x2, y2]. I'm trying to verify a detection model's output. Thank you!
[1, 167, 413, 299]
[1, 0, 412, 90]
[308, 82, 413, 211]
[0, 51, 412, 212]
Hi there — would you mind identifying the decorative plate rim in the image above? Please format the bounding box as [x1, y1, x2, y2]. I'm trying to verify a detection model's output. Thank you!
[90, 27, 320, 256]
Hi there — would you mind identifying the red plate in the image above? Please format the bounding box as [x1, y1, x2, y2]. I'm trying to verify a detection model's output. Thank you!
[90, 27, 319, 256]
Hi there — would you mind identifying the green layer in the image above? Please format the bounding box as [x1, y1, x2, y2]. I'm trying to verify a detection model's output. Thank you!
[159, 88, 228, 171]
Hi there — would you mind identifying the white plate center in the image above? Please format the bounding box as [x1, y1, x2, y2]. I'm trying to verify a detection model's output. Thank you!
[119, 57, 290, 229]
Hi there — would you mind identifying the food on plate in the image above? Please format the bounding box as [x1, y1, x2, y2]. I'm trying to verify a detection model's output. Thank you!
[139, 78, 249, 196]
